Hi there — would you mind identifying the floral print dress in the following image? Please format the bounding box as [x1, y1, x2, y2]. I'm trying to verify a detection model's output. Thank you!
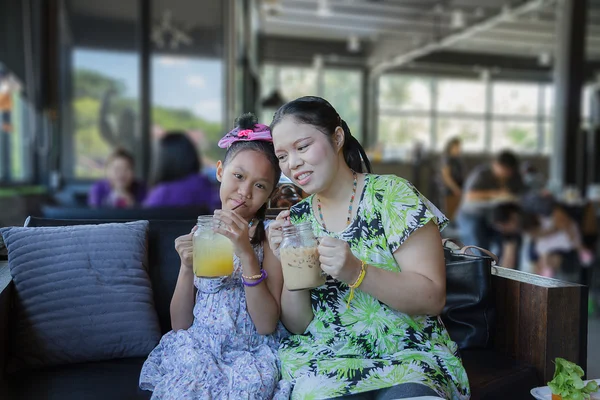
[139, 236, 292, 399]
[279, 174, 470, 400]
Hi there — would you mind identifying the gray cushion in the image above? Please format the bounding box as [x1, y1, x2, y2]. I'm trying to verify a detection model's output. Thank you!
[0, 221, 161, 372]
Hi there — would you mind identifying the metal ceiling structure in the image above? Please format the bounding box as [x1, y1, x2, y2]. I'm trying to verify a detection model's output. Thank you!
[259, 0, 600, 73]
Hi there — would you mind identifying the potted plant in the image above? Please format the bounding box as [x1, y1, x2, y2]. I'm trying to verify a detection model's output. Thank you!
[548, 358, 598, 400]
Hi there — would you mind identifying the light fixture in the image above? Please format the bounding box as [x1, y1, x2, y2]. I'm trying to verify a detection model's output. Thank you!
[262, 0, 282, 16]
[317, 0, 332, 18]
[347, 35, 360, 52]
[152, 10, 193, 50]
[450, 10, 466, 29]
[538, 52, 552, 66]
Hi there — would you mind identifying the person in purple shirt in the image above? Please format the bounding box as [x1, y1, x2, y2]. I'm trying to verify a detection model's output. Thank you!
[143, 132, 220, 210]
[88, 148, 147, 208]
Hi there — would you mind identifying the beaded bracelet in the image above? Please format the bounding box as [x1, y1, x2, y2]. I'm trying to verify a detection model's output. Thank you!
[241, 272, 263, 280]
[242, 269, 268, 287]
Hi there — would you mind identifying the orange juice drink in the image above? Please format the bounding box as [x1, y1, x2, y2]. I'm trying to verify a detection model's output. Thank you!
[192, 216, 234, 278]
[193, 234, 234, 277]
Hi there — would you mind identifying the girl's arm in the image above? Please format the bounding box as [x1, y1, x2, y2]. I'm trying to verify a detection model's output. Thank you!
[267, 210, 314, 334]
[280, 287, 313, 335]
[170, 264, 197, 331]
[170, 232, 197, 331]
[241, 237, 284, 335]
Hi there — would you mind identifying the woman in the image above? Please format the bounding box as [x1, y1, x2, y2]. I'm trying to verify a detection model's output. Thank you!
[268, 96, 469, 399]
[439, 137, 465, 220]
[88, 148, 146, 208]
[144, 132, 220, 210]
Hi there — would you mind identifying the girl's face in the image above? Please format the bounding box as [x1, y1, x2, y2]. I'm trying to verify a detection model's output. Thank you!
[216, 149, 276, 220]
[106, 157, 134, 191]
[272, 116, 342, 194]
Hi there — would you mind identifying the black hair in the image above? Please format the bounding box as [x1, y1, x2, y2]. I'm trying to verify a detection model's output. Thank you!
[495, 150, 519, 171]
[224, 113, 282, 245]
[107, 147, 135, 167]
[270, 96, 372, 173]
[491, 202, 522, 224]
[151, 132, 201, 186]
[444, 137, 461, 156]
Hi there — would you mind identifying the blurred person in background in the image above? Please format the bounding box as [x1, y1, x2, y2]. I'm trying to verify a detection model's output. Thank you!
[144, 132, 220, 209]
[439, 137, 465, 221]
[456, 150, 523, 254]
[88, 148, 147, 208]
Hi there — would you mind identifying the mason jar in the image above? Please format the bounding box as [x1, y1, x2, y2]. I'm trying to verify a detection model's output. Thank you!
[193, 216, 234, 278]
[279, 222, 325, 290]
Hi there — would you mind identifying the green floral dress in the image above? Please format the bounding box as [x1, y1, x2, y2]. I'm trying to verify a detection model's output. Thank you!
[279, 174, 470, 400]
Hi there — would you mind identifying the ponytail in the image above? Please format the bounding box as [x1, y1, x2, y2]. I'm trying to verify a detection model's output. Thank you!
[340, 120, 372, 173]
[250, 202, 268, 245]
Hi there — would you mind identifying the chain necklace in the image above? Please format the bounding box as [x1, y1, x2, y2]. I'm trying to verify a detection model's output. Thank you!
[316, 171, 357, 231]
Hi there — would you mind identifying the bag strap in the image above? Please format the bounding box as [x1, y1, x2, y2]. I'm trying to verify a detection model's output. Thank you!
[442, 238, 464, 250]
[460, 245, 499, 265]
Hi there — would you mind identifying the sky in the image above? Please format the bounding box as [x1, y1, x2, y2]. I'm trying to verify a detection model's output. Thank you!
[74, 49, 223, 122]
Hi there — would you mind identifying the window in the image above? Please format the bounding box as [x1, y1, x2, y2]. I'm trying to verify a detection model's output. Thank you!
[491, 121, 538, 153]
[437, 118, 485, 153]
[279, 67, 317, 101]
[493, 82, 538, 116]
[152, 56, 224, 164]
[378, 116, 431, 151]
[151, 0, 225, 165]
[260, 64, 364, 141]
[323, 69, 363, 140]
[72, 50, 140, 178]
[0, 67, 33, 183]
[437, 79, 485, 114]
[379, 75, 430, 111]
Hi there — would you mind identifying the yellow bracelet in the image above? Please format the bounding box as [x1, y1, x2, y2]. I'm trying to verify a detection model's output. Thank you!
[347, 260, 367, 308]
[242, 272, 263, 280]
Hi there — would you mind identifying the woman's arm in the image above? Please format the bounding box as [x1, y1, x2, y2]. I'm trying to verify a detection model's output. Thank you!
[319, 221, 446, 316]
[241, 238, 284, 335]
[170, 232, 197, 330]
[357, 221, 446, 315]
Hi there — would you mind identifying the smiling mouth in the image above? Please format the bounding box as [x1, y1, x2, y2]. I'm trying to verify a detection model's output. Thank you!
[295, 172, 312, 181]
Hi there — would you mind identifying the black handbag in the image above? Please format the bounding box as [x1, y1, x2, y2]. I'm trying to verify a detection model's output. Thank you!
[441, 240, 497, 350]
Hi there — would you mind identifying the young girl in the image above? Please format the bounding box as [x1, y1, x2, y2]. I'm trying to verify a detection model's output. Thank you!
[268, 97, 470, 399]
[139, 114, 291, 399]
[88, 148, 147, 208]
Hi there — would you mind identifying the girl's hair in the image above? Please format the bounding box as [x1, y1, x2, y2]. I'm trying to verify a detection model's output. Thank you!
[270, 96, 372, 173]
[223, 113, 282, 245]
[444, 137, 461, 156]
[151, 132, 202, 186]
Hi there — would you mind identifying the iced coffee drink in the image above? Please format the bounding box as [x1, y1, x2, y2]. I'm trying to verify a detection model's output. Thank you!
[280, 222, 326, 291]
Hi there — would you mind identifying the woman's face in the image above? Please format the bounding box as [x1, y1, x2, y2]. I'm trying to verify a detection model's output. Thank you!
[272, 116, 341, 194]
[106, 157, 134, 191]
[450, 143, 461, 157]
[216, 149, 276, 220]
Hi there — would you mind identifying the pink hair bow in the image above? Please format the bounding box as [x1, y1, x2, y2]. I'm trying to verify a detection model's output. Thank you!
[218, 123, 273, 149]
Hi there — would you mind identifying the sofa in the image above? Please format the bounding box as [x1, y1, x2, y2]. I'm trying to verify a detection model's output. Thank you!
[0, 216, 589, 400]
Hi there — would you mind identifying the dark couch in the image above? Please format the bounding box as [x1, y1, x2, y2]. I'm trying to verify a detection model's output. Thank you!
[0, 217, 587, 399]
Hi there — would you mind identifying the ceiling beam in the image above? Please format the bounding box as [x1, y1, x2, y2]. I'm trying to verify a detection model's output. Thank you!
[370, 0, 555, 75]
